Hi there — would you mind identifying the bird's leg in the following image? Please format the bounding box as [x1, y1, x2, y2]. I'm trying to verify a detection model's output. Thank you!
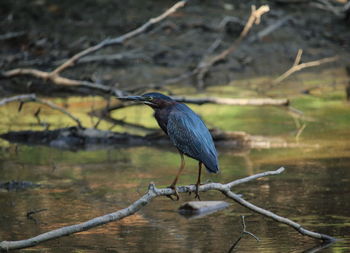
[194, 162, 202, 200]
[167, 152, 185, 201]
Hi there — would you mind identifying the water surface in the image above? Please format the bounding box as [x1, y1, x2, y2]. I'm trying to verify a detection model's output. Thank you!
[0, 92, 349, 252]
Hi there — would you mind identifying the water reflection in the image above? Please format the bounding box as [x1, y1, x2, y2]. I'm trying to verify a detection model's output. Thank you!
[1, 93, 350, 252]
[0, 143, 349, 252]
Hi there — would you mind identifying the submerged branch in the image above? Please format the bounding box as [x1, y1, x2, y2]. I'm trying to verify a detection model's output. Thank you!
[0, 167, 335, 251]
[228, 216, 259, 253]
[0, 94, 83, 128]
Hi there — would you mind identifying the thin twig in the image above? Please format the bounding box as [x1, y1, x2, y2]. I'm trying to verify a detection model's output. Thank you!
[0, 167, 336, 251]
[295, 123, 306, 142]
[0, 94, 83, 128]
[26, 209, 48, 224]
[248, 15, 291, 43]
[228, 216, 259, 253]
[89, 109, 157, 133]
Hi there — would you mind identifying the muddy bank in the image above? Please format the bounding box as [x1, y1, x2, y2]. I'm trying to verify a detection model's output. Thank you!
[0, 0, 349, 97]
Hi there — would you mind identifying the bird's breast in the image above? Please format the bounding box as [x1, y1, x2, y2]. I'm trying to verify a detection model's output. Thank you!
[154, 107, 173, 135]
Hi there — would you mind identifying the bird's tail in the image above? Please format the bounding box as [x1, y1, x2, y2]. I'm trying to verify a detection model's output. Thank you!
[204, 162, 219, 174]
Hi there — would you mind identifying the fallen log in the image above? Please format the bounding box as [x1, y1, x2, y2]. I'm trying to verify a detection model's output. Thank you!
[0, 127, 316, 151]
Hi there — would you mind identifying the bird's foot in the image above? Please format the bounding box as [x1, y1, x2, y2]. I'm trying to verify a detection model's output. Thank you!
[166, 184, 180, 201]
[188, 183, 202, 200]
[194, 183, 201, 201]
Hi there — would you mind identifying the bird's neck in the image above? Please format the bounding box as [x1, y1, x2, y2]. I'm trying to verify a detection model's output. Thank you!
[153, 105, 174, 134]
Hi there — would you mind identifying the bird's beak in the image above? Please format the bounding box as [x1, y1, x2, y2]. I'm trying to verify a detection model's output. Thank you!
[117, 96, 155, 105]
[117, 96, 145, 102]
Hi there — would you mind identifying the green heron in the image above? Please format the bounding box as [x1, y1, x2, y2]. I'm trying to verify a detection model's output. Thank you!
[119, 92, 219, 200]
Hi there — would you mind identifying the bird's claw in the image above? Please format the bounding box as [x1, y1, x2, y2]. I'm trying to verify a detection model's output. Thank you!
[194, 184, 201, 201]
[166, 185, 180, 201]
[188, 183, 201, 200]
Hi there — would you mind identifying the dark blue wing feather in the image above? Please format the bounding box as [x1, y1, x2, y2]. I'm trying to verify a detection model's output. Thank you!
[167, 104, 219, 173]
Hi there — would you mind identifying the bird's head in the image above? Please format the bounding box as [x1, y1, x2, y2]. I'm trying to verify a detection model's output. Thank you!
[118, 92, 176, 109]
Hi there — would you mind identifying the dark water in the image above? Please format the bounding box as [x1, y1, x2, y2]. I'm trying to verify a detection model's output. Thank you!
[0, 94, 350, 252]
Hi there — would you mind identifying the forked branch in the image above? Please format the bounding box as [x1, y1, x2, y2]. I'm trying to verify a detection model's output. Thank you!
[0, 167, 335, 251]
[266, 49, 339, 90]
[228, 216, 259, 253]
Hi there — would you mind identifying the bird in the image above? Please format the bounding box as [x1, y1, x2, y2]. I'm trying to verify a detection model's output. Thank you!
[119, 92, 219, 200]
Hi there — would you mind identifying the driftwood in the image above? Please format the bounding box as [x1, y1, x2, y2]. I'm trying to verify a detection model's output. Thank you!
[265, 49, 339, 91]
[0, 167, 335, 251]
[0, 1, 187, 96]
[0, 127, 317, 151]
[172, 96, 289, 106]
[178, 201, 230, 218]
[101, 96, 290, 115]
[178, 201, 231, 220]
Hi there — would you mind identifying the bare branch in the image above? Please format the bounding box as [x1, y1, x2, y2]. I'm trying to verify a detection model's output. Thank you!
[1, 1, 187, 97]
[274, 56, 339, 85]
[0, 94, 83, 128]
[194, 5, 270, 89]
[54, 51, 149, 65]
[248, 15, 291, 42]
[240, 5, 270, 38]
[1, 67, 126, 97]
[267, 51, 339, 90]
[226, 167, 285, 188]
[310, 0, 348, 17]
[228, 216, 259, 253]
[51, 0, 187, 75]
[107, 96, 289, 118]
[0, 167, 335, 251]
[172, 96, 289, 106]
[293, 49, 303, 67]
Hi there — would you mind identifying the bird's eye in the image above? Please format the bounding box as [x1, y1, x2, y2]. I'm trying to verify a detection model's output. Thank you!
[147, 97, 153, 101]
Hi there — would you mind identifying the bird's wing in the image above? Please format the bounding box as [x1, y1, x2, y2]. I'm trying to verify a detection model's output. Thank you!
[167, 104, 218, 173]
